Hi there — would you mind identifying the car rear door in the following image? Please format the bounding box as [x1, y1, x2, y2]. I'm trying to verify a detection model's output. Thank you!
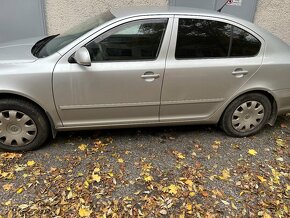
[160, 15, 264, 122]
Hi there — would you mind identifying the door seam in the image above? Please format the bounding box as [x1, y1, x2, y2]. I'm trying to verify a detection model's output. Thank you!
[158, 15, 176, 122]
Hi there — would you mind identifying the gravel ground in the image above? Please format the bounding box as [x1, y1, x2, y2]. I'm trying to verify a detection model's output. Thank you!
[0, 115, 289, 217]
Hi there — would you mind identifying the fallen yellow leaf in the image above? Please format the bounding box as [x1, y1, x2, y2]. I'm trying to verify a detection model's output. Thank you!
[55, 208, 61, 216]
[257, 176, 267, 183]
[189, 192, 196, 197]
[142, 163, 152, 172]
[248, 149, 257, 156]
[168, 184, 179, 195]
[283, 205, 289, 213]
[16, 188, 24, 194]
[185, 179, 193, 190]
[231, 202, 238, 210]
[67, 191, 74, 199]
[27, 160, 35, 166]
[272, 168, 281, 184]
[263, 212, 271, 218]
[186, 203, 192, 211]
[79, 207, 92, 217]
[78, 144, 87, 151]
[117, 158, 124, 163]
[219, 169, 231, 180]
[7, 210, 13, 218]
[93, 167, 100, 173]
[0, 171, 14, 180]
[92, 174, 101, 183]
[173, 151, 185, 159]
[14, 165, 26, 172]
[144, 175, 153, 182]
[276, 138, 286, 147]
[179, 213, 185, 218]
[18, 204, 29, 209]
[84, 181, 90, 189]
[214, 140, 221, 145]
[4, 200, 11, 206]
[212, 189, 223, 198]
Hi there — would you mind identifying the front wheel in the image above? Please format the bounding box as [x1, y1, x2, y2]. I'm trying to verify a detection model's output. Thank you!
[220, 93, 271, 137]
[0, 98, 49, 151]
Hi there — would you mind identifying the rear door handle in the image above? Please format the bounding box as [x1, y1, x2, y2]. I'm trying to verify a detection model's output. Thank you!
[141, 72, 160, 82]
[141, 74, 160, 79]
[232, 68, 249, 78]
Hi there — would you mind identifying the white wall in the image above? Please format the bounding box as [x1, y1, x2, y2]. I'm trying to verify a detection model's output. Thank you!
[254, 0, 290, 44]
[45, 0, 167, 34]
[45, 0, 290, 44]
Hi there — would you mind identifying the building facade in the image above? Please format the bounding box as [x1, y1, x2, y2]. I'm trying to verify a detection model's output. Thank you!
[45, 0, 290, 44]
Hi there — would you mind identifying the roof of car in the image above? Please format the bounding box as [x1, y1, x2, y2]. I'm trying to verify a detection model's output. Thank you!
[111, 6, 238, 20]
[110, 6, 267, 39]
[110, 6, 289, 51]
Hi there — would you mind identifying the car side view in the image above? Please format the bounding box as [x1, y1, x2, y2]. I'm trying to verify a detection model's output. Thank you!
[0, 7, 290, 151]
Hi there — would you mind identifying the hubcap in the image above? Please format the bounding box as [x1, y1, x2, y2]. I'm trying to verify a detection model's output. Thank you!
[232, 101, 265, 133]
[0, 110, 37, 147]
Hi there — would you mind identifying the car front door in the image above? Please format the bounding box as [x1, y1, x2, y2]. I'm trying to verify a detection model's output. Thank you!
[160, 16, 264, 122]
[53, 16, 173, 127]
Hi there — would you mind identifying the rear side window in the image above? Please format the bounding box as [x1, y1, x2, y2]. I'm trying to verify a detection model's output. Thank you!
[176, 18, 261, 59]
[176, 19, 231, 59]
[230, 26, 261, 57]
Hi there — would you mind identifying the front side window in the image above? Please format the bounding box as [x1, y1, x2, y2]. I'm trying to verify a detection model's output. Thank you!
[175, 18, 261, 59]
[86, 19, 168, 62]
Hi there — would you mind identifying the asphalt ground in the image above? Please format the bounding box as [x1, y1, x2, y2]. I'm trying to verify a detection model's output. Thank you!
[0, 115, 289, 217]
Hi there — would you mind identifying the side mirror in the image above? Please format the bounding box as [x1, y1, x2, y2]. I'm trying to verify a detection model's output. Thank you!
[74, 47, 91, 67]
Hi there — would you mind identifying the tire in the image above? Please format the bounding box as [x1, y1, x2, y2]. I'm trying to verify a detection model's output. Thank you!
[0, 98, 49, 151]
[220, 93, 271, 137]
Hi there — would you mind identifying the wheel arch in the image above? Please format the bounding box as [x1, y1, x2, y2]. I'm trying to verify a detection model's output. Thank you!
[219, 90, 278, 126]
[0, 92, 57, 138]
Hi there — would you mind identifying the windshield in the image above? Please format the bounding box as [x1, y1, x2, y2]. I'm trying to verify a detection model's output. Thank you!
[32, 11, 115, 58]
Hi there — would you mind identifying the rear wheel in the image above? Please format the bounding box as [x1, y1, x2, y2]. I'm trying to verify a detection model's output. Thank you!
[220, 93, 271, 137]
[0, 98, 49, 151]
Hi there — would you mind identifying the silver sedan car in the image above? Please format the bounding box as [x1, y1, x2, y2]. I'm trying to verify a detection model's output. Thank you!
[0, 7, 290, 151]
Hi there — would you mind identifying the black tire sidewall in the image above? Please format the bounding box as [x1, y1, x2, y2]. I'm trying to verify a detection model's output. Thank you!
[0, 99, 49, 151]
[221, 93, 271, 137]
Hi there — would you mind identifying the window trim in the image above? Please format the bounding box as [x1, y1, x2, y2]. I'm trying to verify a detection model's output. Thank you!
[173, 16, 263, 61]
[84, 18, 169, 63]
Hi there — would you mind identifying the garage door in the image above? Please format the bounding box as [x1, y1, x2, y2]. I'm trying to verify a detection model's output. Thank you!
[0, 0, 46, 43]
[169, 0, 257, 22]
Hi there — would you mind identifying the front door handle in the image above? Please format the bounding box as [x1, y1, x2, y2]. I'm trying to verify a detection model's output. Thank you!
[232, 68, 249, 78]
[141, 72, 160, 82]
